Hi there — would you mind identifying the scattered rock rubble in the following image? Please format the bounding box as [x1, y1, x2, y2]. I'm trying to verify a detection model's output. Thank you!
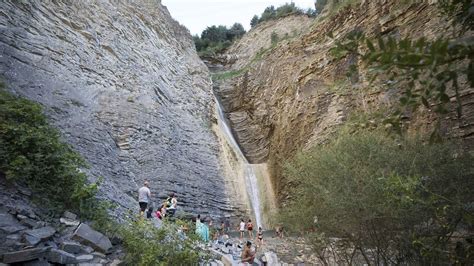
[0, 208, 121, 265]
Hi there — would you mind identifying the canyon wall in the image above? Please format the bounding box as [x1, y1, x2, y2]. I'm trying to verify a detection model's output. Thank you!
[0, 0, 246, 219]
[215, 2, 474, 203]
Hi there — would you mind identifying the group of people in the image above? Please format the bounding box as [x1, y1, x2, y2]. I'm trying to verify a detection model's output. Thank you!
[239, 219, 264, 245]
[138, 181, 178, 220]
[137, 181, 262, 264]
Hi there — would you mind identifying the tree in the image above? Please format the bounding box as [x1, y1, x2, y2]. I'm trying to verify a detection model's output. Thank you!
[227, 23, 246, 41]
[315, 0, 329, 14]
[250, 15, 259, 28]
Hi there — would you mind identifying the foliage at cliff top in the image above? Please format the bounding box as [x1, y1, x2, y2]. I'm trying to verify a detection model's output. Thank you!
[0, 86, 99, 214]
[250, 2, 317, 28]
[193, 23, 246, 57]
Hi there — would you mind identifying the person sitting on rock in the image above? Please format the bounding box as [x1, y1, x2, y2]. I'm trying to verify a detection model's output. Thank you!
[138, 181, 151, 216]
[241, 241, 257, 264]
[155, 204, 166, 220]
[165, 193, 178, 216]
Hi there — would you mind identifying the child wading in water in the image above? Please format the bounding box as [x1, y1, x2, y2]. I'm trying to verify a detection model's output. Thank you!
[257, 227, 264, 246]
[247, 219, 254, 238]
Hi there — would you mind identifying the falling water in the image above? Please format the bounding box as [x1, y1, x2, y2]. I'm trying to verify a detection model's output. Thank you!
[214, 96, 263, 228]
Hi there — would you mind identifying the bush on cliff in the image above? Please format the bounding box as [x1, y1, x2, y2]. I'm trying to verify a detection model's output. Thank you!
[0, 86, 99, 214]
[281, 129, 474, 264]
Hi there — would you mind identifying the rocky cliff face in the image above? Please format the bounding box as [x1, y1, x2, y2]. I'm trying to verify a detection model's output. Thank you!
[0, 0, 242, 218]
[214, 2, 474, 202]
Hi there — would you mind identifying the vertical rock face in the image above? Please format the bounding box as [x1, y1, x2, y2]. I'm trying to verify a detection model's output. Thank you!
[0, 1, 237, 218]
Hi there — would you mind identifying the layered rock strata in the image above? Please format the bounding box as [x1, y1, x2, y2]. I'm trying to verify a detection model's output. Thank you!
[0, 0, 243, 218]
[214, 2, 474, 201]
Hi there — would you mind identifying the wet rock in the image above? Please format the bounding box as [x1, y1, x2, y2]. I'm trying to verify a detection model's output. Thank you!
[47, 249, 77, 264]
[24, 226, 56, 241]
[72, 224, 112, 253]
[2, 247, 50, 264]
[60, 241, 83, 254]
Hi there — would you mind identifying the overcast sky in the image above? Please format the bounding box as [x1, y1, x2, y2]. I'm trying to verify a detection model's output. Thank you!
[162, 0, 316, 36]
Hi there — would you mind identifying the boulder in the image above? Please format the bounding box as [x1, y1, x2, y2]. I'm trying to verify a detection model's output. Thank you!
[61, 241, 83, 254]
[0, 213, 27, 234]
[47, 249, 77, 264]
[2, 247, 50, 264]
[109, 259, 122, 266]
[60, 217, 80, 227]
[72, 223, 112, 253]
[63, 211, 78, 220]
[23, 259, 52, 266]
[24, 226, 56, 241]
[24, 234, 41, 246]
[76, 254, 94, 262]
[264, 252, 278, 265]
[221, 246, 230, 254]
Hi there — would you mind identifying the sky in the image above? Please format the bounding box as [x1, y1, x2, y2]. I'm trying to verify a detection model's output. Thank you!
[162, 0, 316, 36]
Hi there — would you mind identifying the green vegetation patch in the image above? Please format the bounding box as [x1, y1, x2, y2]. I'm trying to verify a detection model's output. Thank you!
[281, 129, 474, 264]
[0, 86, 99, 214]
[120, 219, 204, 265]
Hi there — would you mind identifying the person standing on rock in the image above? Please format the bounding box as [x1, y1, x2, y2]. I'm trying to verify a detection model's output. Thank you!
[257, 226, 264, 246]
[239, 219, 246, 239]
[247, 219, 254, 238]
[138, 181, 151, 216]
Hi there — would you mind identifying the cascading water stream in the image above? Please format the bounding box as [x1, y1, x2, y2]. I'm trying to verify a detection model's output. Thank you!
[214, 96, 263, 228]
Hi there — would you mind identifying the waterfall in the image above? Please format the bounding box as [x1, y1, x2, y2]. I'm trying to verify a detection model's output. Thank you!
[214, 96, 263, 228]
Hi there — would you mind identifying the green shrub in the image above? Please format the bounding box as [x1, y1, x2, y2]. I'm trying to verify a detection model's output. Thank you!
[120, 219, 203, 265]
[271, 31, 279, 46]
[281, 130, 473, 264]
[0, 87, 99, 214]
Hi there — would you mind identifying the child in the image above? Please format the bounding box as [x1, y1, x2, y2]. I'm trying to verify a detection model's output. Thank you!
[257, 227, 264, 245]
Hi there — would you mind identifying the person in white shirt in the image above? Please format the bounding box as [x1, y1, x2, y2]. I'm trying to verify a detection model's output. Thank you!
[138, 181, 151, 216]
[239, 219, 246, 239]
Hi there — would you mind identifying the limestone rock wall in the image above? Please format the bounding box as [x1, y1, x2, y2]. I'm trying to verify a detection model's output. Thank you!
[0, 0, 242, 218]
[215, 2, 474, 202]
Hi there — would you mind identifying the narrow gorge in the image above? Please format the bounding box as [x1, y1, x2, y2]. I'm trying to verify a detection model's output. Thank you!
[1, 0, 473, 265]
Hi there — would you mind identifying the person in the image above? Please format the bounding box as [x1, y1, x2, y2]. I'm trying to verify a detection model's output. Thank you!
[257, 227, 264, 246]
[166, 193, 178, 216]
[275, 225, 284, 238]
[247, 219, 254, 238]
[155, 204, 166, 220]
[241, 241, 256, 264]
[146, 206, 153, 219]
[138, 181, 151, 216]
[224, 219, 231, 233]
[239, 219, 246, 239]
[220, 220, 225, 236]
[196, 215, 209, 242]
